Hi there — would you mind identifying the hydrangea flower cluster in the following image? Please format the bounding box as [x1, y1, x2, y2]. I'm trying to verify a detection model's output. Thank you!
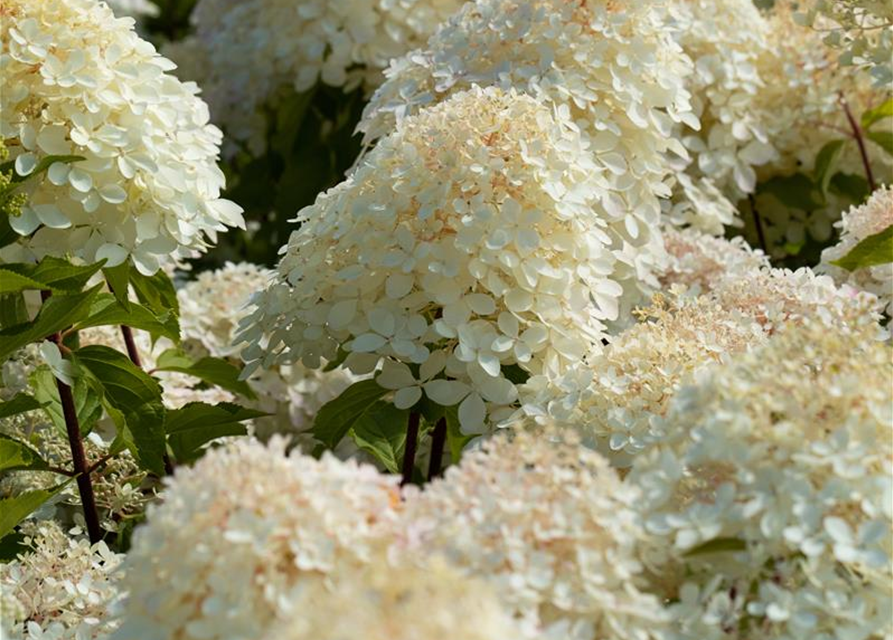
[820, 186, 893, 316]
[660, 0, 775, 232]
[240, 87, 668, 433]
[268, 557, 522, 640]
[754, 8, 891, 185]
[112, 438, 401, 640]
[0, 0, 244, 274]
[0, 521, 124, 640]
[165, 0, 464, 152]
[659, 226, 769, 293]
[395, 431, 667, 640]
[513, 293, 767, 467]
[176, 262, 360, 442]
[360, 0, 697, 230]
[629, 318, 893, 639]
[795, 0, 893, 86]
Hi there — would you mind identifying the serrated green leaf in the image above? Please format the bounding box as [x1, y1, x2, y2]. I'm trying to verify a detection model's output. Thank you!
[130, 270, 179, 317]
[0, 257, 106, 293]
[30, 366, 103, 437]
[862, 97, 893, 129]
[312, 379, 388, 449]
[154, 348, 255, 399]
[0, 434, 49, 472]
[74, 346, 166, 475]
[0, 284, 102, 364]
[349, 400, 409, 473]
[831, 223, 893, 271]
[75, 293, 179, 343]
[867, 129, 893, 156]
[813, 140, 846, 196]
[164, 401, 263, 463]
[103, 262, 131, 311]
[0, 484, 70, 539]
[684, 537, 748, 557]
[758, 173, 821, 210]
[0, 269, 45, 294]
[0, 393, 42, 420]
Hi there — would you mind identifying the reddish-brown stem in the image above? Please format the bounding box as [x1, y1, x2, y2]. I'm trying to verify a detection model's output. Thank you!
[401, 412, 421, 486]
[41, 292, 103, 544]
[120, 325, 142, 368]
[840, 94, 877, 193]
[427, 417, 447, 482]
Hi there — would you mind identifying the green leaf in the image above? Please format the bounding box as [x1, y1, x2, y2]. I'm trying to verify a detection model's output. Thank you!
[829, 172, 870, 204]
[154, 348, 255, 399]
[831, 223, 893, 271]
[349, 400, 409, 473]
[758, 173, 820, 210]
[444, 405, 472, 464]
[0, 484, 70, 540]
[130, 270, 179, 317]
[0, 434, 49, 472]
[30, 366, 103, 437]
[8, 155, 85, 185]
[684, 537, 748, 557]
[0, 293, 29, 329]
[74, 346, 166, 475]
[75, 294, 179, 343]
[0, 531, 26, 563]
[502, 364, 531, 385]
[866, 130, 893, 156]
[813, 140, 846, 196]
[103, 262, 131, 311]
[861, 97, 893, 129]
[1, 257, 106, 294]
[312, 379, 388, 449]
[0, 269, 45, 294]
[0, 393, 42, 420]
[0, 284, 102, 364]
[164, 401, 263, 463]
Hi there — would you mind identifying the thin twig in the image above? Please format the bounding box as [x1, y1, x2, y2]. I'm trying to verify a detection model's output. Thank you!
[427, 417, 447, 482]
[401, 412, 421, 486]
[42, 291, 103, 544]
[120, 325, 142, 368]
[839, 93, 877, 192]
[748, 194, 769, 256]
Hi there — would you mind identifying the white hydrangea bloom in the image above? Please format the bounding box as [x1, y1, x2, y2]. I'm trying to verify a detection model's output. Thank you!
[658, 0, 776, 232]
[0, 0, 244, 274]
[795, 0, 893, 86]
[754, 7, 892, 186]
[176, 262, 361, 441]
[179, 262, 275, 359]
[659, 225, 769, 293]
[165, 0, 465, 152]
[268, 556, 521, 640]
[112, 438, 401, 640]
[239, 88, 668, 434]
[0, 521, 124, 640]
[395, 432, 668, 640]
[361, 0, 696, 222]
[513, 294, 768, 467]
[820, 186, 893, 317]
[628, 317, 893, 639]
